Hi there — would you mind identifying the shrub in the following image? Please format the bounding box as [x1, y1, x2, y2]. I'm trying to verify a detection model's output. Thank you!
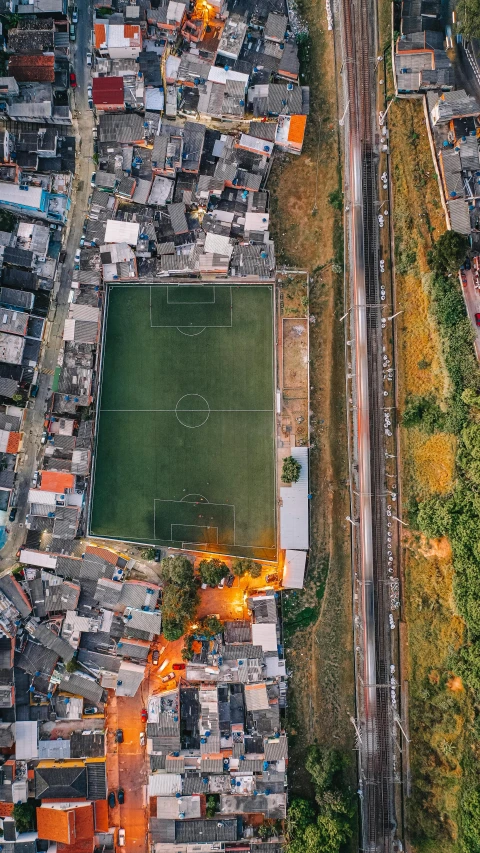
[199, 558, 228, 587]
[282, 456, 302, 483]
[427, 230, 468, 276]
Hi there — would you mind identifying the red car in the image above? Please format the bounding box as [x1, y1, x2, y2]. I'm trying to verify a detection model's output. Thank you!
[141, 708, 147, 722]
[461, 273, 468, 287]
[70, 71, 77, 87]
[475, 313, 480, 327]
[172, 663, 186, 671]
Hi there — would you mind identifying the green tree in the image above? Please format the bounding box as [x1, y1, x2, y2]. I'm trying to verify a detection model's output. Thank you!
[461, 788, 480, 852]
[206, 795, 219, 818]
[402, 394, 445, 433]
[456, 0, 480, 40]
[65, 659, 77, 673]
[282, 455, 302, 483]
[248, 560, 262, 578]
[141, 547, 155, 560]
[286, 798, 316, 841]
[13, 802, 36, 833]
[199, 614, 224, 637]
[232, 558, 248, 577]
[162, 583, 199, 640]
[199, 558, 228, 587]
[427, 231, 468, 276]
[462, 388, 480, 409]
[160, 555, 195, 586]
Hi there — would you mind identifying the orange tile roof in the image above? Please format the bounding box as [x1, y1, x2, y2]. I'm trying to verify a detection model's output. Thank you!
[288, 114, 307, 145]
[93, 800, 108, 832]
[124, 23, 141, 38]
[37, 807, 75, 844]
[85, 545, 118, 565]
[72, 803, 94, 839]
[39, 471, 75, 493]
[0, 803, 14, 817]
[94, 23, 106, 48]
[58, 839, 94, 853]
[6, 432, 20, 454]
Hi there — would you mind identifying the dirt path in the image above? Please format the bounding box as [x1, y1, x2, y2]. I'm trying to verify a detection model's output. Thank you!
[270, 0, 355, 801]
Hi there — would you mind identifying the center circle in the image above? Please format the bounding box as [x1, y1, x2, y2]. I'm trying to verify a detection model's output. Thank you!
[175, 394, 210, 428]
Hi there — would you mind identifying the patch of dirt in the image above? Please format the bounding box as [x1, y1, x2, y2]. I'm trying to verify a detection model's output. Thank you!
[447, 676, 464, 693]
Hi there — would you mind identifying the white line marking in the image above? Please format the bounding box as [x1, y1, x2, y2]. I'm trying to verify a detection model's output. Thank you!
[101, 409, 274, 413]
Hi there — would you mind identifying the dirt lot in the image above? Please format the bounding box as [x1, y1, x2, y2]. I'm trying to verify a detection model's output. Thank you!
[269, 0, 355, 807]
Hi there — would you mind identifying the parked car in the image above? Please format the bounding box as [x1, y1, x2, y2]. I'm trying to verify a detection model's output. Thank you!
[86, 52, 92, 66]
[41, 430, 48, 444]
[226, 574, 235, 587]
[158, 658, 169, 673]
[172, 663, 186, 671]
[162, 672, 176, 683]
[118, 829, 125, 847]
[475, 314, 480, 327]
[32, 472, 39, 488]
[141, 708, 147, 722]
[152, 649, 160, 665]
[465, 257, 472, 270]
[69, 23, 76, 41]
[115, 728, 123, 743]
[117, 788, 124, 805]
[90, 172, 96, 187]
[8, 508, 17, 522]
[30, 383, 39, 398]
[84, 706, 98, 715]
[108, 791, 115, 808]
[154, 548, 161, 562]
[69, 71, 77, 87]
[72, 6, 78, 22]
[140, 732, 146, 747]
[461, 272, 468, 287]
[88, 99, 93, 110]
[87, 84, 92, 99]
[74, 249, 81, 264]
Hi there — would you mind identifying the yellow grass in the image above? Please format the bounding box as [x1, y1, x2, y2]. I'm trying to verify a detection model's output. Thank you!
[399, 272, 446, 400]
[410, 432, 456, 495]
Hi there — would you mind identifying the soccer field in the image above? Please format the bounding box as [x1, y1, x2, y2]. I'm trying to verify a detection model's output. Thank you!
[89, 284, 277, 560]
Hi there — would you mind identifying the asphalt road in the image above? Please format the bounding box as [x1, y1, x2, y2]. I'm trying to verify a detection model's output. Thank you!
[0, 2, 94, 570]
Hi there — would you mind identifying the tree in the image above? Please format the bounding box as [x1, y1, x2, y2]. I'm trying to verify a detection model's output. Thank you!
[199, 615, 223, 637]
[427, 231, 468, 276]
[456, 0, 480, 40]
[162, 583, 199, 640]
[286, 798, 316, 841]
[461, 787, 480, 852]
[282, 455, 302, 484]
[199, 558, 228, 587]
[65, 659, 77, 673]
[160, 555, 194, 586]
[248, 560, 262, 578]
[13, 802, 36, 833]
[232, 558, 248, 577]
[141, 547, 155, 560]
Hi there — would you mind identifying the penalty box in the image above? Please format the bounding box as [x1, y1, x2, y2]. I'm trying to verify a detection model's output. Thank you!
[150, 285, 233, 328]
[154, 498, 235, 546]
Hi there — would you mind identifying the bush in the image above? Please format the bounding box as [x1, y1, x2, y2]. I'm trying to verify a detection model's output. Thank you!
[427, 230, 468, 276]
[206, 795, 219, 818]
[160, 555, 195, 586]
[65, 659, 77, 673]
[232, 558, 247, 577]
[13, 802, 36, 833]
[162, 583, 199, 641]
[141, 547, 155, 560]
[198, 615, 224, 637]
[282, 456, 302, 483]
[199, 558, 228, 587]
[402, 394, 445, 433]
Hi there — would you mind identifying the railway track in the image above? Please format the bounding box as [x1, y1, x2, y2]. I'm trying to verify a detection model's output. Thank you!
[340, 0, 398, 845]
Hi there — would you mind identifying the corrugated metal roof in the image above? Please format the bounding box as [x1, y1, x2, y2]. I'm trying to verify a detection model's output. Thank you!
[279, 446, 309, 549]
[283, 549, 306, 588]
[148, 774, 182, 796]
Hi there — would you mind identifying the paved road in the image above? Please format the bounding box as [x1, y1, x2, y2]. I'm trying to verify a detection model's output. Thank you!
[106, 691, 148, 853]
[0, 1, 94, 570]
[460, 269, 480, 359]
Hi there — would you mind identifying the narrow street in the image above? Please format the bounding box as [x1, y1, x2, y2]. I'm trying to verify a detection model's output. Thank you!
[0, 1, 94, 570]
[106, 690, 149, 853]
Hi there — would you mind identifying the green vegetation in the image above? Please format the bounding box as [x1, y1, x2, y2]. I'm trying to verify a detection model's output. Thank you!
[427, 230, 468, 276]
[455, 0, 480, 40]
[141, 547, 155, 560]
[0, 209, 16, 232]
[13, 802, 36, 833]
[181, 615, 224, 659]
[91, 285, 276, 559]
[282, 456, 302, 483]
[65, 659, 77, 673]
[160, 556, 198, 641]
[199, 558, 228, 587]
[402, 261, 480, 847]
[286, 746, 354, 853]
[231, 557, 262, 578]
[206, 795, 219, 818]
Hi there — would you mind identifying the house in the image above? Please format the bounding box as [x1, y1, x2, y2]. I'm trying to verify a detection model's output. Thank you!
[431, 89, 480, 125]
[94, 22, 142, 59]
[92, 76, 124, 111]
[36, 802, 94, 845]
[217, 14, 247, 62]
[275, 113, 307, 154]
[8, 55, 55, 84]
[35, 762, 88, 800]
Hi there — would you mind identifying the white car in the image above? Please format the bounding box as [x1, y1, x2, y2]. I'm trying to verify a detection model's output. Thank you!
[158, 658, 169, 673]
[86, 52, 92, 66]
[118, 828, 125, 847]
[87, 85, 92, 99]
[140, 732, 146, 747]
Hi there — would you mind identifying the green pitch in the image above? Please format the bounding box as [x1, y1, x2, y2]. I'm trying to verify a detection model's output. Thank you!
[89, 284, 277, 560]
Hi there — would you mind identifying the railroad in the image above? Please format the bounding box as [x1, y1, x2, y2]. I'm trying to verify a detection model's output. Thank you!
[339, 0, 402, 845]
